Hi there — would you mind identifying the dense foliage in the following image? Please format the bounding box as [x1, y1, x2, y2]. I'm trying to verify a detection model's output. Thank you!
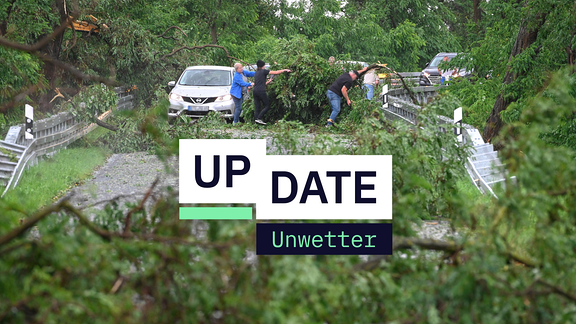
[253, 36, 357, 123]
[4, 72, 576, 322]
[62, 84, 117, 123]
[3, 0, 576, 322]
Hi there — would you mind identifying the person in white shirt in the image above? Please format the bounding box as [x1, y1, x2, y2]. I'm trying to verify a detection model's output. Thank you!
[362, 69, 379, 100]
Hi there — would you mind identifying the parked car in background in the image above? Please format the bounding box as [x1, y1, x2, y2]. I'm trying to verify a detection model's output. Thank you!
[419, 52, 472, 86]
[246, 63, 270, 71]
[167, 66, 235, 122]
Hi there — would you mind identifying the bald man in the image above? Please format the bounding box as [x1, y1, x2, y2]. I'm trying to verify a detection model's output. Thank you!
[230, 63, 255, 124]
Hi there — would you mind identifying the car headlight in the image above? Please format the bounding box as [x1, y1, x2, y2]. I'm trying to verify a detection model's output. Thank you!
[169, 93, 183, 101]
[424, 72, 430, 77]
[215, 94, 232, 101]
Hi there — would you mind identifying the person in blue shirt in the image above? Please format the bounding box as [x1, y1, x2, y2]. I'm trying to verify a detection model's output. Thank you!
[230, 63, 255, 124]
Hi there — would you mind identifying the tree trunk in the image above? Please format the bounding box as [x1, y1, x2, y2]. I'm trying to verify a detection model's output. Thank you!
[0, 0, 15, 36]
[482, 12, 546, 146]
[210, 23, 218, 44]
[38, 0, 68, 111]
[473, 0, 481, 24]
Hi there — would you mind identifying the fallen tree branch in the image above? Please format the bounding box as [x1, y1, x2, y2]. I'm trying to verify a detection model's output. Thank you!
[0, 0, 79, 50]
[505, 251, 538, 268]
[0, 0, 116, 110]
[156, 26, 188, 39]
[536, 279, 576, 303]
[35, 53, 117, 86]
[123, 178, 159, 235]
[49, 88, 66, 103]
[376, 65, 419, 105]
[64, 16, 78, 57]
[0, 16, 76, 52]
[109, 276, 126, 294]
[355, 236, 537, 271]
[0, 197, 238, 257]
[94, 117, 119, 131]
[60, 202, 232, 248]
[0, 199, 70, 248]
[358, 64, 418, 105]
[355, 237, 459, 271]
[80, 190, 179, 210]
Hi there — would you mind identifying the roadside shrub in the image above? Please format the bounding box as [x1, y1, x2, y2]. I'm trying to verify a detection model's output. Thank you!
[92, 108, 158, 153]
[61, 84, 118, 123]
[263, 35, 360, 124]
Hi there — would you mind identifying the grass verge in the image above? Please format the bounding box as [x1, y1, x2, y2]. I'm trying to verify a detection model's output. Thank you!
[0, 147, 111, 227]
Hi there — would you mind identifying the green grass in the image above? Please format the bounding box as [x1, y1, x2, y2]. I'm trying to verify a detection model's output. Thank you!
[82, 125, 112, 143]
[456, 178, 492, 205]
[455, 178, 539, 256]
[0, 147, 111, 226]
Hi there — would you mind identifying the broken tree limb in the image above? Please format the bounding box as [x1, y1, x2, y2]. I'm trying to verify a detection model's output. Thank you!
[0, 0, 80, 52]
[35, 53, 117, 86]
[94, 118, 119, 132]
[123, 178, 159, 236]
[361, 64, 419, 105]
[354, 236, 537, 271]
[156, 26, 188, 39]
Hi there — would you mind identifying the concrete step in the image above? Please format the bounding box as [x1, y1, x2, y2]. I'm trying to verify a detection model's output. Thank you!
[0, 172, 12, 179]
[0, 160, 17, 167]
[487, 178, 507, 188]
[0, 165, 15, 172]
[483, 173, 506, 184]
[472, 158, 502, 170]
[476, 164, 505, 177]
[470, 144, 494, 155]
[471, 151, 498, 162]
[0, 153, 19, 163]
[0, 164, 13, 179]
[0, 140, 26, 153]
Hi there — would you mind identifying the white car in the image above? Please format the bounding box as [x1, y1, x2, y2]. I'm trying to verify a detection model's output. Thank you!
[167, 66, 235, 121]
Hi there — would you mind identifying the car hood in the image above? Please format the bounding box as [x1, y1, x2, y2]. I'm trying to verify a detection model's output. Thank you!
[422, 66, 441, 75]
[172, 85, 230, 97]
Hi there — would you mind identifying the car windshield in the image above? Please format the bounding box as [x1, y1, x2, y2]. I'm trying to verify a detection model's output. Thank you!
[179, 69, 231, 86]
[429, 56, 451, 68]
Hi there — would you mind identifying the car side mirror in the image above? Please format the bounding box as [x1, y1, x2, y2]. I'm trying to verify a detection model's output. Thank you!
[168, 81, 176, 87]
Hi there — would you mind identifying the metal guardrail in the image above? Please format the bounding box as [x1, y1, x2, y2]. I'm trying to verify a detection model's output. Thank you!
[385, 72, 443, 88]
[388, 72, 420, 85]
[381, 86, 510, 198]
[0, 87, 133, 196]
[115, 87, 134, 110]
[387, 85, 448, 105]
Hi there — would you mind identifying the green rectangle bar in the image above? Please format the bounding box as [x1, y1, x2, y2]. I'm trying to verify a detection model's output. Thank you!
[179, 207, 253, 220]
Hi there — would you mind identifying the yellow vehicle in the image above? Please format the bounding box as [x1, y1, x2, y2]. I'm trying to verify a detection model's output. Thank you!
[68, 15, 107, 33]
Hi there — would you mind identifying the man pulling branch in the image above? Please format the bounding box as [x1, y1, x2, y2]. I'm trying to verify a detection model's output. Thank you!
[325, 64, 386, 127]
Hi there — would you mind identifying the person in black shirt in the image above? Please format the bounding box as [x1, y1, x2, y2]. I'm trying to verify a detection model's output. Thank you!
[326, 66, 368, 127]
[253, 60, 291, 125]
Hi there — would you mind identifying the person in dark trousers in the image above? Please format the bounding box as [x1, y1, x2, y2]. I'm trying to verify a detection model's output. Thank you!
[326, 66, 369, 127]
[253, 60, 291, 125]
